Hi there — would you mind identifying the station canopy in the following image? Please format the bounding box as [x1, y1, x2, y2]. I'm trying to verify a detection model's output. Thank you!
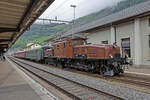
[0, 0, 54, 52]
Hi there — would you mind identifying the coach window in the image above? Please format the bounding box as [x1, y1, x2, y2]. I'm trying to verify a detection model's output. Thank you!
[121, 38, 131, 57]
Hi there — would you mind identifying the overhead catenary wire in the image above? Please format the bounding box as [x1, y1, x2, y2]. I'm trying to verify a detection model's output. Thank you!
[44, 0, 81, 20]
[39, 0, 83, 25]
[37, 18, 71, 23]
[45, 0, 72, 18]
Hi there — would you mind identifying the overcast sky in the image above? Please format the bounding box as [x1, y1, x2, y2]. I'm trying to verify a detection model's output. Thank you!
[40, 0, 124, 21]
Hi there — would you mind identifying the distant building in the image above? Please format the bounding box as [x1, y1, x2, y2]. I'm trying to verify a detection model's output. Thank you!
[24, 43, 41, 51]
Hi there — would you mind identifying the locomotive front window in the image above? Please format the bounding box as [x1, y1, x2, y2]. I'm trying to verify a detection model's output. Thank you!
[81, 40, 86, 45]
[69, 42, 72, 47]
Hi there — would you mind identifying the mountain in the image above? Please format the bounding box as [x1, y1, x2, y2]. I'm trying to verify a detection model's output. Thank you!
[73, 0, 148, 27]
[10, 0, 148, 51]
[11, 23, 68, 50]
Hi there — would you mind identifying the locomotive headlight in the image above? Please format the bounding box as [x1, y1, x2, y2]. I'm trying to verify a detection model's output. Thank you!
[109, 54, 113, 58]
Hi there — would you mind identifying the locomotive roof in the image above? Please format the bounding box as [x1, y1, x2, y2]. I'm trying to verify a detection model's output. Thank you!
[46, 35, 87, 43]
[74, 44, 118, 48]
[53, 37, 87, 44]
[25, 45, 51, 51]
[14, 45, 52, 54]
[14, 50, 25, 54]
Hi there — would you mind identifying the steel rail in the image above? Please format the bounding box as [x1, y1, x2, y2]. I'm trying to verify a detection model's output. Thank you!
[11, 57, 150, 91]
[111, 76, 150, 89]
[9, 57, 124, 100]
[10, 57, 81, 100]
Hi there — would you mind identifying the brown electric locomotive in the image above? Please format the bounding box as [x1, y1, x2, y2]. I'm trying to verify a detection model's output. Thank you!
[44, 37, 127, 76]
[14, 36, 128, 76]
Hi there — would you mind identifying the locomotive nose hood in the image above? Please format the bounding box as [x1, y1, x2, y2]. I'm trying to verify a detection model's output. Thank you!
[74, 44, 117, 48]
[73, 44, 120, 59]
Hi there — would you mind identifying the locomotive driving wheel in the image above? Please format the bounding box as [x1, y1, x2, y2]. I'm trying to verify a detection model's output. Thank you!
[90, 64, 95, 73]
[100, 64, 107, 75]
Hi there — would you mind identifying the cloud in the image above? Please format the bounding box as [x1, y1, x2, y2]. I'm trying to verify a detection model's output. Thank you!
[40, 0, 124, 21]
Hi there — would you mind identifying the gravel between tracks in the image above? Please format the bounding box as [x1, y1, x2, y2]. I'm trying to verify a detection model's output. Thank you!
[13, 57, 150, 100]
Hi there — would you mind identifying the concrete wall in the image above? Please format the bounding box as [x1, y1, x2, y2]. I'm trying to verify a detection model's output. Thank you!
[140, 17, 150, 65]
[86, 16, 150, 66]
[115, 21, 135, 60]
[87, 28, 111, 44]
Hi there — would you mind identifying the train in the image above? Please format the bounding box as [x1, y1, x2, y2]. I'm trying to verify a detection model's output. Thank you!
[14, 37, 128, 76]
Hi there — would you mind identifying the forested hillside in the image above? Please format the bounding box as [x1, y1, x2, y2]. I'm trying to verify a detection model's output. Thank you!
[12, 23, 68, 50]
[11, 0, 148, 51]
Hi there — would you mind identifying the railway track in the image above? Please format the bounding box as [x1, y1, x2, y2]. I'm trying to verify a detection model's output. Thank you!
[11, 57, 150, 92]
[51, 64, 150, 90]
[47, 63, 150, 91]
[76, 71, 150, 91]
[9, 57, 124, 100]
[111, 74, 150, 88]
[44, 62, 150, 90]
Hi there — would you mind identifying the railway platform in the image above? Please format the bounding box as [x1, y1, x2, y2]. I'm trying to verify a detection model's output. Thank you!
[126, 65, 150, 75]
[0, 58, 53, 100]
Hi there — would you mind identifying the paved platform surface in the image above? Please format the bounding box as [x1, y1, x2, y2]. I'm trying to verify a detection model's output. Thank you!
[126, 65, 150, 75]
[0, 60, 41, 100]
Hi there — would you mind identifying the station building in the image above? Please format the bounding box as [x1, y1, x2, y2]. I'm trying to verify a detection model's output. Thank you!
[61, 1, 150, 67]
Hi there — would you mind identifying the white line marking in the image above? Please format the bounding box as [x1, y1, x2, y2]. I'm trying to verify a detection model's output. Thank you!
[125, 71, 150, 76]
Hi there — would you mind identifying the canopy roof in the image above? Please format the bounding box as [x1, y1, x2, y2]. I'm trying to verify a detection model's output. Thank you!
[0, 0, 54, 53]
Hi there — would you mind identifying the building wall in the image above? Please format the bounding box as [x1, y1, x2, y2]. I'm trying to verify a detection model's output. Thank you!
[84, 15, 150, 66]
[86, 17, 150, 66]
[86, 22, 134, 59]
[115, 22, 135, 60]
[87, 28, 111, 44]
[140, 17, 150, 65]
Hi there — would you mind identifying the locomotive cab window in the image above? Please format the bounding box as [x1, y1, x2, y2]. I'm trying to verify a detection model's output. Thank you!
[57, 45, 59, 50]
[69, 42, 72, 47]
[149, 35, 150, 59]
[81, 40, 87, 45]
[64, 43, 66, 48]
[121, 38, 131, 58]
